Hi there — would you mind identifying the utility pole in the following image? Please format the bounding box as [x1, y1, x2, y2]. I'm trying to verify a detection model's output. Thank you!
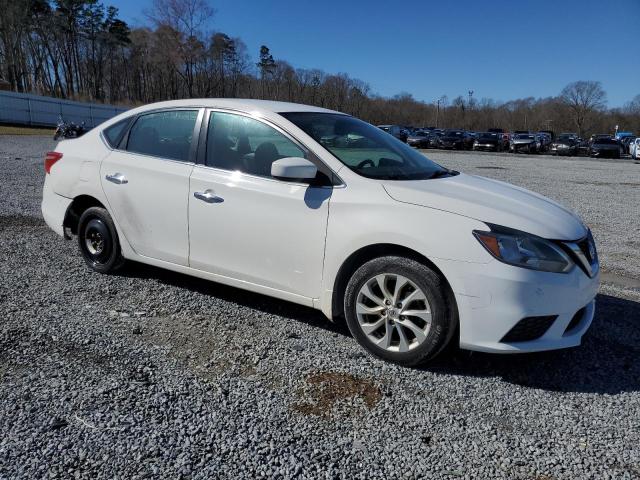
[467, 90, 474, 130]
[435, 95, 446, 128]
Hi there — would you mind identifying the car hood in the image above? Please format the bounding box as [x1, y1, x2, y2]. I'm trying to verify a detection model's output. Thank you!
[383, 173, 586, 240]
[512, 138, 535, 144]
[477, 138, 499, 144]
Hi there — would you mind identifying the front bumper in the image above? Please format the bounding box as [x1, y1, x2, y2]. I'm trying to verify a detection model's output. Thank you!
[438, 257, 600, 353]
[473, 143, 498, 150]
[590, 149, 619, 158]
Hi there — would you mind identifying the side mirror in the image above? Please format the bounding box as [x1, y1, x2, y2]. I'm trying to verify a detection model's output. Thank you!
[271, 157, 318, 180]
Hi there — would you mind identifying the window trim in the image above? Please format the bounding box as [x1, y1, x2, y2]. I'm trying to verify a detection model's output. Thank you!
[196, 107, 344, 187]
[103, 107, 205, 164]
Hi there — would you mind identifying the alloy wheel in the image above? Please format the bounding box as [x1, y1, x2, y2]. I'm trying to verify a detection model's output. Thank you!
[355, 273, 432, 353]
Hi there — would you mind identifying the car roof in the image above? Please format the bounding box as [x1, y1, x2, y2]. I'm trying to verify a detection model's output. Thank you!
[126, 98, 343, 116]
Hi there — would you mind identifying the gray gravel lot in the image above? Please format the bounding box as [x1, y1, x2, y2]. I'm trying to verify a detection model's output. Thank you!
[1, 135, 639, 479]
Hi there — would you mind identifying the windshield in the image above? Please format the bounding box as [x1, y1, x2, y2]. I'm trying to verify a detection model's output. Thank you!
[281, 112, 450, 180]
[594, 139, 617, 145]
[444, 131, 464, 137]
[479, 133, 497, 139]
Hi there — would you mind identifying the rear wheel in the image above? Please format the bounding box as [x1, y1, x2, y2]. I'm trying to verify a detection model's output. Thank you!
[77, 207, 125, 273]
[344, 256, 456, 366]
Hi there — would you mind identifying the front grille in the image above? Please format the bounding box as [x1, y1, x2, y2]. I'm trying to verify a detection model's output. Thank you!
[564, 307, 586, 335]
[500, 315, 558, 343]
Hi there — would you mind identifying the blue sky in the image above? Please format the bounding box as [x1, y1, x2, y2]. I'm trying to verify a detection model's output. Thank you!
[110, 0, 640, 107]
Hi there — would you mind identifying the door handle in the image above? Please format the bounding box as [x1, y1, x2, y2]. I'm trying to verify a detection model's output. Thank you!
[105, 173, 128, 185]
[194, 190, 224, 204]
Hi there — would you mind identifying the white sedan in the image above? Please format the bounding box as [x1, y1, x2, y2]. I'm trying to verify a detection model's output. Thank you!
[630, 137, 640, 159]
[42, 99, 600, 366]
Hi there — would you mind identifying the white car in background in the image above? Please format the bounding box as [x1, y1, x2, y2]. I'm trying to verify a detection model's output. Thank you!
[630, 137, 640, 159]
[41, 99, 600, 366]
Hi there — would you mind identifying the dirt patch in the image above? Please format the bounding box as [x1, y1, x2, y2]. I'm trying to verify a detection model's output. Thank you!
[0, 214, 44, 229]
[141, 316, 256, 380]
[292, 371, 382, 417]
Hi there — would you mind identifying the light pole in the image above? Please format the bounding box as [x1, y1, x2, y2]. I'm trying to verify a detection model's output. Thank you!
[467, 90, 474, 130]
[435, 95, 446, 128]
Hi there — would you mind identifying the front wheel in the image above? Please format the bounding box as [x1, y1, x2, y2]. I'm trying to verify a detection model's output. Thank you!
[343, 256, 457, 366]
[77, 206, 125, 273]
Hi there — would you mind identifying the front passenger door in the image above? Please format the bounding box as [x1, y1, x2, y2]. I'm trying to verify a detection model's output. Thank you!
[188, 110, 332, 300]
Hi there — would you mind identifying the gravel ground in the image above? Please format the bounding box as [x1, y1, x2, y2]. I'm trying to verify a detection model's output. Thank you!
[1, 135, 639, 479]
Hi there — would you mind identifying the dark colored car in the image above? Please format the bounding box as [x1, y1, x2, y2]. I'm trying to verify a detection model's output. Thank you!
[406, 130, 432, 148]
[438, 130, 473, 150]
[588, 138, 621, 158]
[509, 133, 540, 153]
[549, 137, 578, 156]
[377, 124, 408, 142]
[425, 131, 443, 148]
[472, 132, 502, 151]
[590, 134, 614, 142]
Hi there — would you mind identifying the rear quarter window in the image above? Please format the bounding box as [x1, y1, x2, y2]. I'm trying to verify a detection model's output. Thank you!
[103, 118, 131, 148]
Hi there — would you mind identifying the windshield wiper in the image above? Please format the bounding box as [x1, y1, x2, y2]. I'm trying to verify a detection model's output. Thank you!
[430, 168, 458, 179]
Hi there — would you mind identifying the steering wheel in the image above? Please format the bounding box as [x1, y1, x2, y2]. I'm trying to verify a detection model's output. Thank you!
[356, 159, 375, 169]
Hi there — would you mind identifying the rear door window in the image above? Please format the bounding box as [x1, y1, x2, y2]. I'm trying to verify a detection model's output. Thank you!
[126, 110, 198, 162]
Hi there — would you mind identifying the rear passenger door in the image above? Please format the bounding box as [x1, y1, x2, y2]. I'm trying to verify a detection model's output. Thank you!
[188, 110, 333, 301]
[101, 108, 203, 266]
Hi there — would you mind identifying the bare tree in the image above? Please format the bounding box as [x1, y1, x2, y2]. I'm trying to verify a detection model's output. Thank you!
[560, 81, 607, 136]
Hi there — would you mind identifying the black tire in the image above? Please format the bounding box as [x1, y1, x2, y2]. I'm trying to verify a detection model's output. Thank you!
[77, 206, 125, 273]
[343, 256, 457, 366]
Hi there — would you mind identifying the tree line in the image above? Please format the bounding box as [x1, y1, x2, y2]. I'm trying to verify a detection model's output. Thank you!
[1, 0, 639, 136]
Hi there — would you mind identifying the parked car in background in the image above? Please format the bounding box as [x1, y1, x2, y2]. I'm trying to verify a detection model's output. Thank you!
[539, 130, 555, 140]
[630, 138, 640, 159]
[473, 132, 502, 151]
[509, 133, 540, 153]
[407, 130, 432, 148]
[438, 130, 474, 150]
[576, 139, 590, 156]
[549, 137, 578, 156]
[41, 98, 600, 366]
[426, 131, 443, 148]
[590, 134, 614, 142]
[615, 131, 633, 142]
[588, 137, 621, 158]
[558, 133, 579, 142]
[536, 133, 552, 152]
[620, 136, 636, 154]
[378, 125, 408, 142]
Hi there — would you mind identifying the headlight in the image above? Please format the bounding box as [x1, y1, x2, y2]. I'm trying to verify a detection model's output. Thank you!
[473, 227, 574, 273]
[473, 140, 478, 145]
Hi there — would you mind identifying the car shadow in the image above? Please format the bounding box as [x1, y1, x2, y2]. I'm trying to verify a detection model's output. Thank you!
[426, 294, 640, 394]
[118, 261, 349, 335]
[118, 263, 638, 394]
